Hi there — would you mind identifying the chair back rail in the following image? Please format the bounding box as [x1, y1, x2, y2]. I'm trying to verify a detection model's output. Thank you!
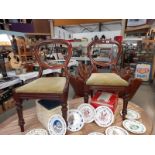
[87, 39, 122, 72]
[33, 39, 72, 77]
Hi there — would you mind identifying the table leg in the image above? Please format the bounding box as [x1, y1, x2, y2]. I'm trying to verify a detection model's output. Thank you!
[16, 99, 25, 132]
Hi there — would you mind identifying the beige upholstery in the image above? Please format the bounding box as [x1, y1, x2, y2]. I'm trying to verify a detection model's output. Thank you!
[15, 77, 66, 94]
[86, 73, 128, 86]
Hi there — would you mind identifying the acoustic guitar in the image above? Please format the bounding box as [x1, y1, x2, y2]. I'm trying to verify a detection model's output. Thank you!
[8, 52, 22, 69]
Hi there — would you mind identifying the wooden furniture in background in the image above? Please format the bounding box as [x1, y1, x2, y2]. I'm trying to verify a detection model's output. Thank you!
[13, 39, 72, 132]
[16, 38, 33, 63]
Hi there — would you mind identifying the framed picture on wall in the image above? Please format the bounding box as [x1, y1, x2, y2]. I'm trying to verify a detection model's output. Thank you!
[127, 19, 147, 27]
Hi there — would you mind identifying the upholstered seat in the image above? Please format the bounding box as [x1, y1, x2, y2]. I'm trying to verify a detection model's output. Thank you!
[86, 73, 128, 86]
[15, 77, 66, 94]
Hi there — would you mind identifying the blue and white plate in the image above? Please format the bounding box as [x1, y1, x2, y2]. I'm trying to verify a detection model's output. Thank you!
[120, 109, 140, 120]
[48, 114, 67, 135]
[68, 109, 84, 132]
[123, 119, 146, 134]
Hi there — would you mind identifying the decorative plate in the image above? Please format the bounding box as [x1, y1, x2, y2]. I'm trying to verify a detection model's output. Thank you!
[88, 132, 104, 135]
[123, 119, 146, 134]
[48, 114, 67, 135]
[120, 109, 140, 120]
[26, 128, 48, 135]
[95, 106, 114, 127]
[68, 109, 84, 132]
[105, 126, 129, 135]
[78, 103, 96, 123]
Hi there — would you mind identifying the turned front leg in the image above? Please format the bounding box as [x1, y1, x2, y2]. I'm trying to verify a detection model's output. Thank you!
[84, 86, 89, 103]
[122, 96, 129, 120]
[16, 99, 25, 132]
[61, 102, 68, 126]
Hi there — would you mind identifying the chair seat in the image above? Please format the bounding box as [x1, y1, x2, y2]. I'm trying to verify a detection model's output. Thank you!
[86, 73, 128, 86]
[15, 77, 67, 94]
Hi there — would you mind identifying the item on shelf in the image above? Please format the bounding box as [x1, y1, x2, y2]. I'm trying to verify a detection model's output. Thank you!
[120, 109, 140, 120]
[105, 126, 129, 135]
[123, 119, 146, 134]
[77, 103, 96, 123]
[8, 52, 22, 69]
[48, 114, 67, 135]
[91, 91, 118, 113]
[26, 128, 48, 135]
[95, 106, 114, 127]
[88, 132, 104, 135]
[68, 109, 84, 132]
[36, 100, 61, 130]
[135, 63, 151, 81]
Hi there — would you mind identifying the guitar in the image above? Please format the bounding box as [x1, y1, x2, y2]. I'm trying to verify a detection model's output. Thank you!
[8, 52, 22, 69]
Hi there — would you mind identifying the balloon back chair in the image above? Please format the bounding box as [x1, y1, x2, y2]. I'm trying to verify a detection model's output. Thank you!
[13, 39, 72, 132]
[84, 39, 129, 120]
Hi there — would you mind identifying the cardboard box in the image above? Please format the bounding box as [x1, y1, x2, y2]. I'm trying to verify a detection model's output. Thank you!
[36, 100, 62, 130]
[90, 91, 118, 113]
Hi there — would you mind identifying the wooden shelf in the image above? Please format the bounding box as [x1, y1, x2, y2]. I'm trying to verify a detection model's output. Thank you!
[142, 39, 155, 43]
[25, 33, 51, 36]
[125, 24, 151, 32]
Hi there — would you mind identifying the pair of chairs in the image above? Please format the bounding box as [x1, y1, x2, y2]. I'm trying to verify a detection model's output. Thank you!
[14, 39, 129, 132]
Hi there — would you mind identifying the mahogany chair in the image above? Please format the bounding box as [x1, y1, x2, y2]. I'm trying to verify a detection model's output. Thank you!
[13, 39, 72, 132]
[84, 39, 129, 119]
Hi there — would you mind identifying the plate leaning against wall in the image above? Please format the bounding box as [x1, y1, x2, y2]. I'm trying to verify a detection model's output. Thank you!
[123, 119, 146, 134]
[95, 106, 114, 127]
[68, 109, 84, 132]
[105, 126, 129, 135]
[78, 103, 96, 123]
[120, 109, 140, 120]
[26, 128, 48, 135]
[48, 114, 67, 135]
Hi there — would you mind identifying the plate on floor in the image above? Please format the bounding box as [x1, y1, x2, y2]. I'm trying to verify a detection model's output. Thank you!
[88, 132, 104, 135]
[78, 103, 96, 123]
[120, 109, 140, 120]
[95, 106, 114, 127]
[105, 126, 129, 135]
[26, 128, 48, 135]
[123, 119, 146, 134]
[48, 114, 67, 135]
[68, 109, 84, 132]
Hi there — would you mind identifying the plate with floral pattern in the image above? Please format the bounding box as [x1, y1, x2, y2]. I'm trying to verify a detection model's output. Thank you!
[95, 106, 114, 127]
[26, 128, 48, 135]
[88, 132, 104, 135]
[78, 103, 96, 123]
[120, 109, 140, 120]
[68, 109, 84, 132]
[105, 126, 129, 135]
[48, 114, 67, 135]
[123, 119, 146, 134]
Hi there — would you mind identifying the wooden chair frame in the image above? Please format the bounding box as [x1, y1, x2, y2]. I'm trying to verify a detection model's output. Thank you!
[84, 39, 129, 120]
[13, 39, 72, 132]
